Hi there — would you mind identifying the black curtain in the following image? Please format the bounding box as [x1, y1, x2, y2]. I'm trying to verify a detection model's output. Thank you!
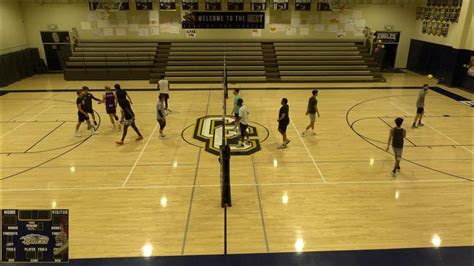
[0, 48, 47, 88]
[407, 39, 473, 90]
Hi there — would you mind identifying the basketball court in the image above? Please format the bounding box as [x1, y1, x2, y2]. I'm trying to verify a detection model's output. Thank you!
[1, 0, 473, 264]
[1, 72, 472, 262]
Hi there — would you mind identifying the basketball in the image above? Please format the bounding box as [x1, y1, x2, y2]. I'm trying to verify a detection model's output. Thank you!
[427, 74, 434, 79]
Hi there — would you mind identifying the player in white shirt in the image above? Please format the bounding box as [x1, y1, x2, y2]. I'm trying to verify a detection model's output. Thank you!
[235, 98, 250, 147]
[158, 76, 170, 110]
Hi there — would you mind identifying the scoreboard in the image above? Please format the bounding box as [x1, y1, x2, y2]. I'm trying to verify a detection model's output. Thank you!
[2, 209, 69, 263]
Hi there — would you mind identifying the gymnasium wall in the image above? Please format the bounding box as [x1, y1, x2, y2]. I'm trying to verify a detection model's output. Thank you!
[20, 1, 418, 68]
[0, 0, 29, 55]
[411, 0, 472, 50]
[459, 2, 472, 51]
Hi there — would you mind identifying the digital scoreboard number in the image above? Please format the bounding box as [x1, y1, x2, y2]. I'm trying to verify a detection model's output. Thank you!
[2, 209, 69, 263]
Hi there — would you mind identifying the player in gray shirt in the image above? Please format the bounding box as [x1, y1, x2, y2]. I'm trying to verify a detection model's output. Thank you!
[412, 84, 429, 128]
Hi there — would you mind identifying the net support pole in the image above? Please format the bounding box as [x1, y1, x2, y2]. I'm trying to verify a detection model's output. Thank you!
[220, 56, 231, 208]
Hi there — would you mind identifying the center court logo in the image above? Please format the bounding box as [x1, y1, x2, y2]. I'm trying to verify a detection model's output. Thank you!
[193, 115, 261, 155]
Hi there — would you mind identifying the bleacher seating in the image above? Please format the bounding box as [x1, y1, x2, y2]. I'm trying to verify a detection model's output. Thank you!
[64, 40, 384, 83]
[149, 42, 266, 83]
[274, 42, 383, 82]
[64, 41, 157, 80]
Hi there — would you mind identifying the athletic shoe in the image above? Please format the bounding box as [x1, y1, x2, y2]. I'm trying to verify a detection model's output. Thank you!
[136, 136, 144, 141]
[159, 133, 166, 138]
[91, 129, 99, 135]
[74, 132, 81, 138]
[277, 144, 287, 149]
[411, 124, 417, 128]
[115, 141, 124, 145]
[391, 170, 397, 177]
[238, 143, 245, 148]
[245, 140, 251, 145]
[396, 166, 401, 172]
[418, 122, 424, 126]
[285, 139, 291, 145]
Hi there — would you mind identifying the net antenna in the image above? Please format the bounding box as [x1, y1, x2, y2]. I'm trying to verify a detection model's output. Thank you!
[222, 53, 228, 147]
[96, 0, 122, 20]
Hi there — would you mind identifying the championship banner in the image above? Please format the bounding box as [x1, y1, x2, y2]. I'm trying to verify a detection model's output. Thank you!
[88, 0, 130, 10]
[205, 0, 222, 10]
[273, 0, 288, 10]
[317, 0, 331, 11]
[183, 0, 199, 10]
[160, 0, 176, 10]
[182, 12, 265, 29]
[251, 0, 266, 11]
[228, 0, 244, 11]
[295, 0, 310, 11]
[136, 0, 153, 10]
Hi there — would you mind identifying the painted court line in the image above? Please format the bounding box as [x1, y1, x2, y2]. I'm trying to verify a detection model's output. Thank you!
[181, 148, 202, 255]
[424, 124, 474, 155]
[0, 106, 54, 140]
[251, 156, 270, 252]
[0, 179, 468, 193]
[121, 124, 159, 188]
[391, 102, 473, 155]
[290, 119, 327, 183]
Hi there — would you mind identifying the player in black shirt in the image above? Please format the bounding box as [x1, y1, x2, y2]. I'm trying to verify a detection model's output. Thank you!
[81, 86, 101, 126]
[75, 90, 97, 137]
[303, 89, 320, 136]
[386, 117, 406, 177]
[277, 98, 290, 149]
[114, 84, 143, 145]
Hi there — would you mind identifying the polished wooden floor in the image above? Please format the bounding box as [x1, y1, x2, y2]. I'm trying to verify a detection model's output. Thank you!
[1, 73, 472, 259]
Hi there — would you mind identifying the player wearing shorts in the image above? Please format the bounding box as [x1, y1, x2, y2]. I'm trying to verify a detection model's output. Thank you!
[158, 76, 170, 110]
[302, 89, 320, 136]
[235, 98, 250, 147]
[232, 89, 242, 130]
[277, 98, 291, 149]
[114, 84, 143, 145]
[100, 86, 120, 130]
[412, 84, 429, 128]
[81, 86, 101, 126]
[75, 90, 96, 137]
[157, 94, 167, 138]
[386, 117, 406, 177]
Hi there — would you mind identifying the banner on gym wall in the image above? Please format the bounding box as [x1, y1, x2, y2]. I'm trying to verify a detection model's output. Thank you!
[88, 0, 129, 10]
[228, 0, 244, 11]
[182, 12, 265, 29]
[183, 0, 199, 10]
[251, 0, 266, 10]
[136, 0, 152, 10]
[273, 0, 289, 10]
[205, 0, 222, 10]
[374, 31, 400, 44]
[160, 0, 176, 10]
[295, 0, 311, 11]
